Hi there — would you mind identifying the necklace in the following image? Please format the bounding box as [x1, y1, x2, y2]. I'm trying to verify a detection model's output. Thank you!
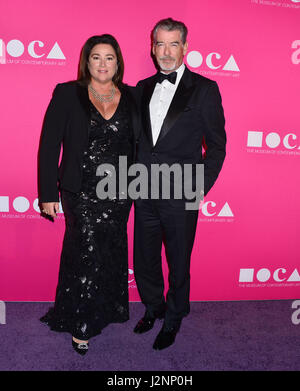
[88, 84, 116, 102]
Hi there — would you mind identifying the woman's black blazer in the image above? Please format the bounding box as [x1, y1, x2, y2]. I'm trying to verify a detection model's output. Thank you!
[38, 81, 140, 203]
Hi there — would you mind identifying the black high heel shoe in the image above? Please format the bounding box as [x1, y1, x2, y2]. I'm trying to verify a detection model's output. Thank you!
[72, 338, 89, 355]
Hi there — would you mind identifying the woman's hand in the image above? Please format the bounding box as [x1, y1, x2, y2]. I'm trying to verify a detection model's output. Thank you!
[41, 202, 60, 218]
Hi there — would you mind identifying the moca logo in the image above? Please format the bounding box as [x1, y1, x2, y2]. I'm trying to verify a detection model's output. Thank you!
[239, 268, 300, 283]
[291, 40, 300, 65]
[187, 50, 240, 72]
[247, 131, 300, 150]
[0, 196, 63, 213]
[0, 39, 65, 64]
[128, 268, 135, 284]
[200, 201, 233, 217]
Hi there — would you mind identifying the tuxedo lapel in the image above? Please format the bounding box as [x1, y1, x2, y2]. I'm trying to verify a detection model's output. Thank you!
[75, 82, 91, 140]
[156, 67, 195, 145]
[141, 76, 157, 147]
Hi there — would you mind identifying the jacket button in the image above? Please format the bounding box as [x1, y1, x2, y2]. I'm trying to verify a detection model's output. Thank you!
[151, 152, 156, 157]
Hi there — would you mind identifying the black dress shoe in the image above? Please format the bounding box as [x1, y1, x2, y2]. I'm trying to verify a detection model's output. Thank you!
[153, 325, 178, 350]
[72, 339, 89, 355]
[133, 310, 165, 334]
[133, 316, 156, 334]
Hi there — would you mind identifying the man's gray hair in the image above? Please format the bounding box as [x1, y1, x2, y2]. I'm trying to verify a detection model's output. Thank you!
[152, 18, 188, 45]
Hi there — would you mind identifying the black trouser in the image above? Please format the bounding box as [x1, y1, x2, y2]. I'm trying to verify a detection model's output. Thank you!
[134, 198, 199, 330]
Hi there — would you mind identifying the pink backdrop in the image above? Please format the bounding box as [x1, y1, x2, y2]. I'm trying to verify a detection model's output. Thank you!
[1, 0, 300, 302]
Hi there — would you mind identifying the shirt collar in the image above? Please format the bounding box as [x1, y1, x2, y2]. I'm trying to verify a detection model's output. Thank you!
[174, 63, 185, 86]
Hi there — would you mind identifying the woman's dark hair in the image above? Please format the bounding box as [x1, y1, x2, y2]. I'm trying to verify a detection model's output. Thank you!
[78, 34, 124, 87]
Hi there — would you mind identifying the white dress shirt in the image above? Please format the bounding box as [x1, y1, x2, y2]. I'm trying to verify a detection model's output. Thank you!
[149, 63, 185, 145]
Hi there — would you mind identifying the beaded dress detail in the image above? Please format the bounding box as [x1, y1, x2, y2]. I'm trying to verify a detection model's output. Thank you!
[40, 93, 133, 339]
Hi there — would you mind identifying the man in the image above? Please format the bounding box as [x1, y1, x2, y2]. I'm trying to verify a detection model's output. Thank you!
[133, 18, 226, 350]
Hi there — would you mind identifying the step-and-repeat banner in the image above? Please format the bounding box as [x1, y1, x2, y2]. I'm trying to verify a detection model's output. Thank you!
[1, 0, 299, 301]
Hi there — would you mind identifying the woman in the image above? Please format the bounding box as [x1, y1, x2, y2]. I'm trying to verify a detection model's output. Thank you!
[38, 35, 139, 355]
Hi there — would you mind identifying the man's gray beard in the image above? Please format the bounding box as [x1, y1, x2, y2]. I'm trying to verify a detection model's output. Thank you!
[158, 59, 176, 72]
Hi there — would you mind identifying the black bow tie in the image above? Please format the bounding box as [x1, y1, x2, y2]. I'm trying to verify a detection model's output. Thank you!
[157, 71, 177, 85]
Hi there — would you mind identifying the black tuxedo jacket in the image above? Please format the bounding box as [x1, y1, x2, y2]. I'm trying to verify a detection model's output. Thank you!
[38, 81, 140, 203]
[136, 66, 226, 196]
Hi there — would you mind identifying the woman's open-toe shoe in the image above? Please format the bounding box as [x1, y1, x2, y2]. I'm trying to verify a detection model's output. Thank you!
[72, 338, 89, 355]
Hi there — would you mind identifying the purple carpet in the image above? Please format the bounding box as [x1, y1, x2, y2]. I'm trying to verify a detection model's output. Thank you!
[0, 300, 299, 371]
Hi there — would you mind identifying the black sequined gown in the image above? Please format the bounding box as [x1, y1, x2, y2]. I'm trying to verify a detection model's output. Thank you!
[40, 94, 133, 340]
